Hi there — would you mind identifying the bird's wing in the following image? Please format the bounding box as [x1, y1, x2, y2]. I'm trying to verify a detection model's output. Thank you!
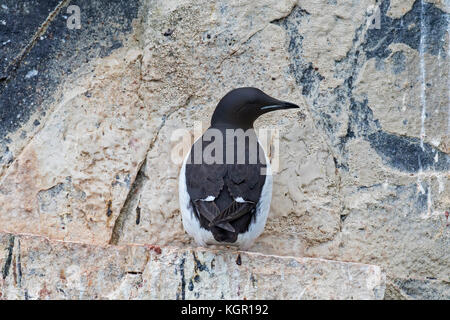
[209, 200, 255, 227]
[225, 163, 266, 203]
[205, 163, 264, 229]
[185, 136, 232, 231]
[192, 199, 235, 232]
[185, 131, 267, 234]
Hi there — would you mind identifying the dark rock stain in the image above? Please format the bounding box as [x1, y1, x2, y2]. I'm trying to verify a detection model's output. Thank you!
[12, 256, 17, 285]
[278, 1, 449, 173]
[17, 239, 22, 287]
[368, 131, 450, 172]
[163, 28, 174, 36]
[2, 235, 15, 279]
[176, 257, 186, 300]
[135, 205, 141, 225]
[106, 200, 112, 217]
[415, 184, 429, 212]
[192, 252, 208, 273]
[273, 7, 324, 97]
[363, 182, 432, 216]
[0, 0, 140, 165]
[235, 253, 242, 266]
[250, 273, 257, 288]
[298, 63, 325, 96]
[363, 0, 448, 61]
[346, 97, 375, 139]
[391, 51, 406, 74]
[393, 278, 449, 300]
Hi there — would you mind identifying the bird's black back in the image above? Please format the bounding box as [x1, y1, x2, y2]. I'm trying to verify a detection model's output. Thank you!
[185, 127, 267, 243]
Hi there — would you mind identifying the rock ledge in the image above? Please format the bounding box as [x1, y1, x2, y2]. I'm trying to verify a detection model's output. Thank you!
[0, 232, 385, 299]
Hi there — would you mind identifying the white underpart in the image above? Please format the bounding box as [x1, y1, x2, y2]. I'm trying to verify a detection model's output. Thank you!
[178, 139, 273, 249]
[235, 197, 246, 203]
[201, 196, 215, 201]
[236, 150, 272, 250]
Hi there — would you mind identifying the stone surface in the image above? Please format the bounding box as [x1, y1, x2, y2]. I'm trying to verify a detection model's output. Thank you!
[0, 232, 386, 299]
[0, 0, 141, 179]
[0, 0, 448, 299]
[385, 277, 450, 299]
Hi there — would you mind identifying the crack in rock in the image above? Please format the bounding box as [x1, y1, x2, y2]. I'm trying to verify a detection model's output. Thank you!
[2, 234, 15, 279]
[108, 102, 187, 245]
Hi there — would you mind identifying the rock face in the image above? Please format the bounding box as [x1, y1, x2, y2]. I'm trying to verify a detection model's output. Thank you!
[0, 0, 448, 299]
[0, 232, 385, 299]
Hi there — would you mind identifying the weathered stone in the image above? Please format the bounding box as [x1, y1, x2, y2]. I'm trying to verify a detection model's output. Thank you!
[0, 0, 448, 299]
[0, 232, 385, 299]
[385, 277, 450, 300]
[0, 0, 141, 178]
[0, 46, 153, 244]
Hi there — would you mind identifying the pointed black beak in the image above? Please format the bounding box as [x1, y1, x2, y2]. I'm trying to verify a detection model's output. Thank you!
[260, 100, 299, 112]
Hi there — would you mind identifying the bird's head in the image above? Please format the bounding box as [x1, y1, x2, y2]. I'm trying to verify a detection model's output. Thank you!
[211, 87, 299, 129]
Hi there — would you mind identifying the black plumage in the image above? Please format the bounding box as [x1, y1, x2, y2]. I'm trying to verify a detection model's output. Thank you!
[182, 87, 299, 244]
[186, 127, 267, 242]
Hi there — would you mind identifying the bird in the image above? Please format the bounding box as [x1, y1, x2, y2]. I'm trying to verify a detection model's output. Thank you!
[179, 87, 299, 249]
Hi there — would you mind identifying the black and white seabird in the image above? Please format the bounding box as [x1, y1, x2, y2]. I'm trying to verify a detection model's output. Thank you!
[179, 87, 299, 249]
